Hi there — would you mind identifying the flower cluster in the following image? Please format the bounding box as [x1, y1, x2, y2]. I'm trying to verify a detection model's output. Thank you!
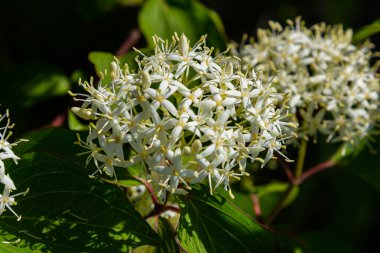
[71, 34, 295, 200]
[0, 110, 28, 220]
[233, 18, 380, 146]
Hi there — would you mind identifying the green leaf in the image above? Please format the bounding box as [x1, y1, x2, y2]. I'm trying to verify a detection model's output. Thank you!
[67, 110, 88, 131]
[0, 243, 37, 253]
[88, 51, 115, 83]
[353, 20, 380, 43]
[0, 62, 70, 108]
[138, 0, 227, 49]
[88, 49, 154, 81]
[0, 128, 159, 252]
[176, 185, 279, 253]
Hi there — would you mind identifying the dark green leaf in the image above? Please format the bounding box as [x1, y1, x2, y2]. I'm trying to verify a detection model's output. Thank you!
[300, 232, 360, 253]
[0, 62, 70, 108]
[138, 0, 227, 49]
[176, 185, 279, 253]
[0, 128, 159, 252]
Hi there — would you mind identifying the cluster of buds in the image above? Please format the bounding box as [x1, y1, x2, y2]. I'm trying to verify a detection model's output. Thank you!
[233, 18, 380, 146]
[0, 110, 28, 220]
[71, 34, 296, 200]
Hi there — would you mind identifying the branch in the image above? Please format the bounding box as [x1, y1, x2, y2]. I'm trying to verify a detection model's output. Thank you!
[300, 160, 336, 183]
[115, 28, 141, 56]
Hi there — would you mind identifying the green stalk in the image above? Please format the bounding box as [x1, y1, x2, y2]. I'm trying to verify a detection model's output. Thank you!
[295, 138, 307, 182]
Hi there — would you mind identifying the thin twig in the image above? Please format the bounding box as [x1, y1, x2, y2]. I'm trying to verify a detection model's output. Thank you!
[275, 154, 295, 184]
[132, 176, 159, 205]
[115, 28, 141, 56]
[250, 193, 262, 218]
[300, 160, 336, 183]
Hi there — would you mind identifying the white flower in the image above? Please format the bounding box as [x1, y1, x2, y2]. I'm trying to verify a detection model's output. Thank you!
[233, 17, 380, 146]
[71, 33, 296, 200]
[0, 109, 28, 220]
[0, 186, 29, 221]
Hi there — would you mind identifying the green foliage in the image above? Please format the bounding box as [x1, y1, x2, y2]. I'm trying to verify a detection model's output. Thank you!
[176, 185, 279, 253]
[353, 20, 380, 43]
[138, 0, 227, 49]
[0, 244, 37, 253]
[0, 128, 159, 252]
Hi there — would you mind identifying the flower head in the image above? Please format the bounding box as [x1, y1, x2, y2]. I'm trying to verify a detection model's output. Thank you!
[233, 18, 380, 146]
[71, 34, 296, 200]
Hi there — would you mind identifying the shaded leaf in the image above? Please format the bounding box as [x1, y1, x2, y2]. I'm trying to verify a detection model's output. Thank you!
[0, 62, 70, 108]
[176, 185, 279, 253]
[0, 128, 159, 252]
[300, 232, 360, 253]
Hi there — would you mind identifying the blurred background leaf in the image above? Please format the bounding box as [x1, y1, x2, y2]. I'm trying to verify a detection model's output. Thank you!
[353, 20, 380, 43]
[138, 0, 227, 49]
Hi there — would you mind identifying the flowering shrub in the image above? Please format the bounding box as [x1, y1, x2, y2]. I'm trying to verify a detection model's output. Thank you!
[233, 18, 380, 146]
[71, 34, 296, 200]
[1, 1, 379, 252]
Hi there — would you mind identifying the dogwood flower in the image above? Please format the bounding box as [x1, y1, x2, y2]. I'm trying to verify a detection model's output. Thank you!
[0, 109, 27, 220]
[233, 18, 380, 147]
[71, 34, 296, 200]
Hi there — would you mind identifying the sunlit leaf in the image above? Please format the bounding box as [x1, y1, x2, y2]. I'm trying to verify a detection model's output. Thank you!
[0, 243, 37, 253]
[0, 128, 159, 252]
[176, 185, 279, 253]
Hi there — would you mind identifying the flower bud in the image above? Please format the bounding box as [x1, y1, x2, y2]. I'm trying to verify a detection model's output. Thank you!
[141, 71, 151, 89]
[178, 34, 189, 57]
[191, 139, 202, 154]
[71, 107, 96, 120]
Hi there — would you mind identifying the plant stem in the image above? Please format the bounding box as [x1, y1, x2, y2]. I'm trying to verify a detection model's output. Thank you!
[295, 139, 307, 183]
[300, 160, 336, 183]
[265, 184, 294, 226]
[265, 139, 308, 225]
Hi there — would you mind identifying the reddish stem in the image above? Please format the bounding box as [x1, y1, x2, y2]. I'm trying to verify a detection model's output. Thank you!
[132, 176, 159, 205]
[250, 193, 262, 218]
[145, 205, 180, 219]
[300, 160, 336, 183]
[275, 154, 295, 184]
[115, 28, 141, 56]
